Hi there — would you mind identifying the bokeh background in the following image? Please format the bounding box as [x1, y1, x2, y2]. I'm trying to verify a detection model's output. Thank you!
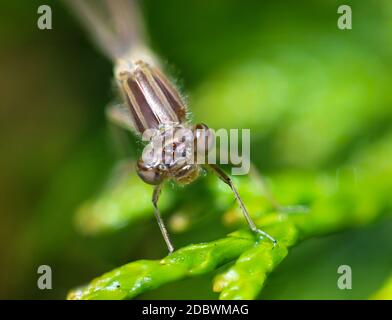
[0, 0, 391, 299]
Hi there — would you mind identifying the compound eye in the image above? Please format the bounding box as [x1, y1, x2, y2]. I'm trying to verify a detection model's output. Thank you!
[194, 123, 215, 155]
[136, 160, 164, 185]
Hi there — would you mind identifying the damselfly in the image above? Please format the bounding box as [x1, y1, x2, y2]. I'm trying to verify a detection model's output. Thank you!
[66, 0, 278, 253]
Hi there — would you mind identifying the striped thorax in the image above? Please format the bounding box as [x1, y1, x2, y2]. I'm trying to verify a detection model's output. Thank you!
[116, 60, 187, 133]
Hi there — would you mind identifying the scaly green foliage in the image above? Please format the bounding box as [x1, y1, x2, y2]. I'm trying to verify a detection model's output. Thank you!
[68, 131, 392, 300]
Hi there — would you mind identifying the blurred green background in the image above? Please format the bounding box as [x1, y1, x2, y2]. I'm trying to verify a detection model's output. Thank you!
[0, 0, 391, 299]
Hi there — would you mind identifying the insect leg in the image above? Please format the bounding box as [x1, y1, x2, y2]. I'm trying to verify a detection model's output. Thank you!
[207, 164, 277, 246]
[152, 184, 175, 253]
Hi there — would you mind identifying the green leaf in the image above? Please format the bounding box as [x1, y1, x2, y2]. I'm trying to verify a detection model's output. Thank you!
[68, 131, 392, 299]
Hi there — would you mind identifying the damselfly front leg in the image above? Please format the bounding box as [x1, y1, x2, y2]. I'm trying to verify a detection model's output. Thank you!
[206, 164, 277, 246]
[152, 184, 175, 253]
